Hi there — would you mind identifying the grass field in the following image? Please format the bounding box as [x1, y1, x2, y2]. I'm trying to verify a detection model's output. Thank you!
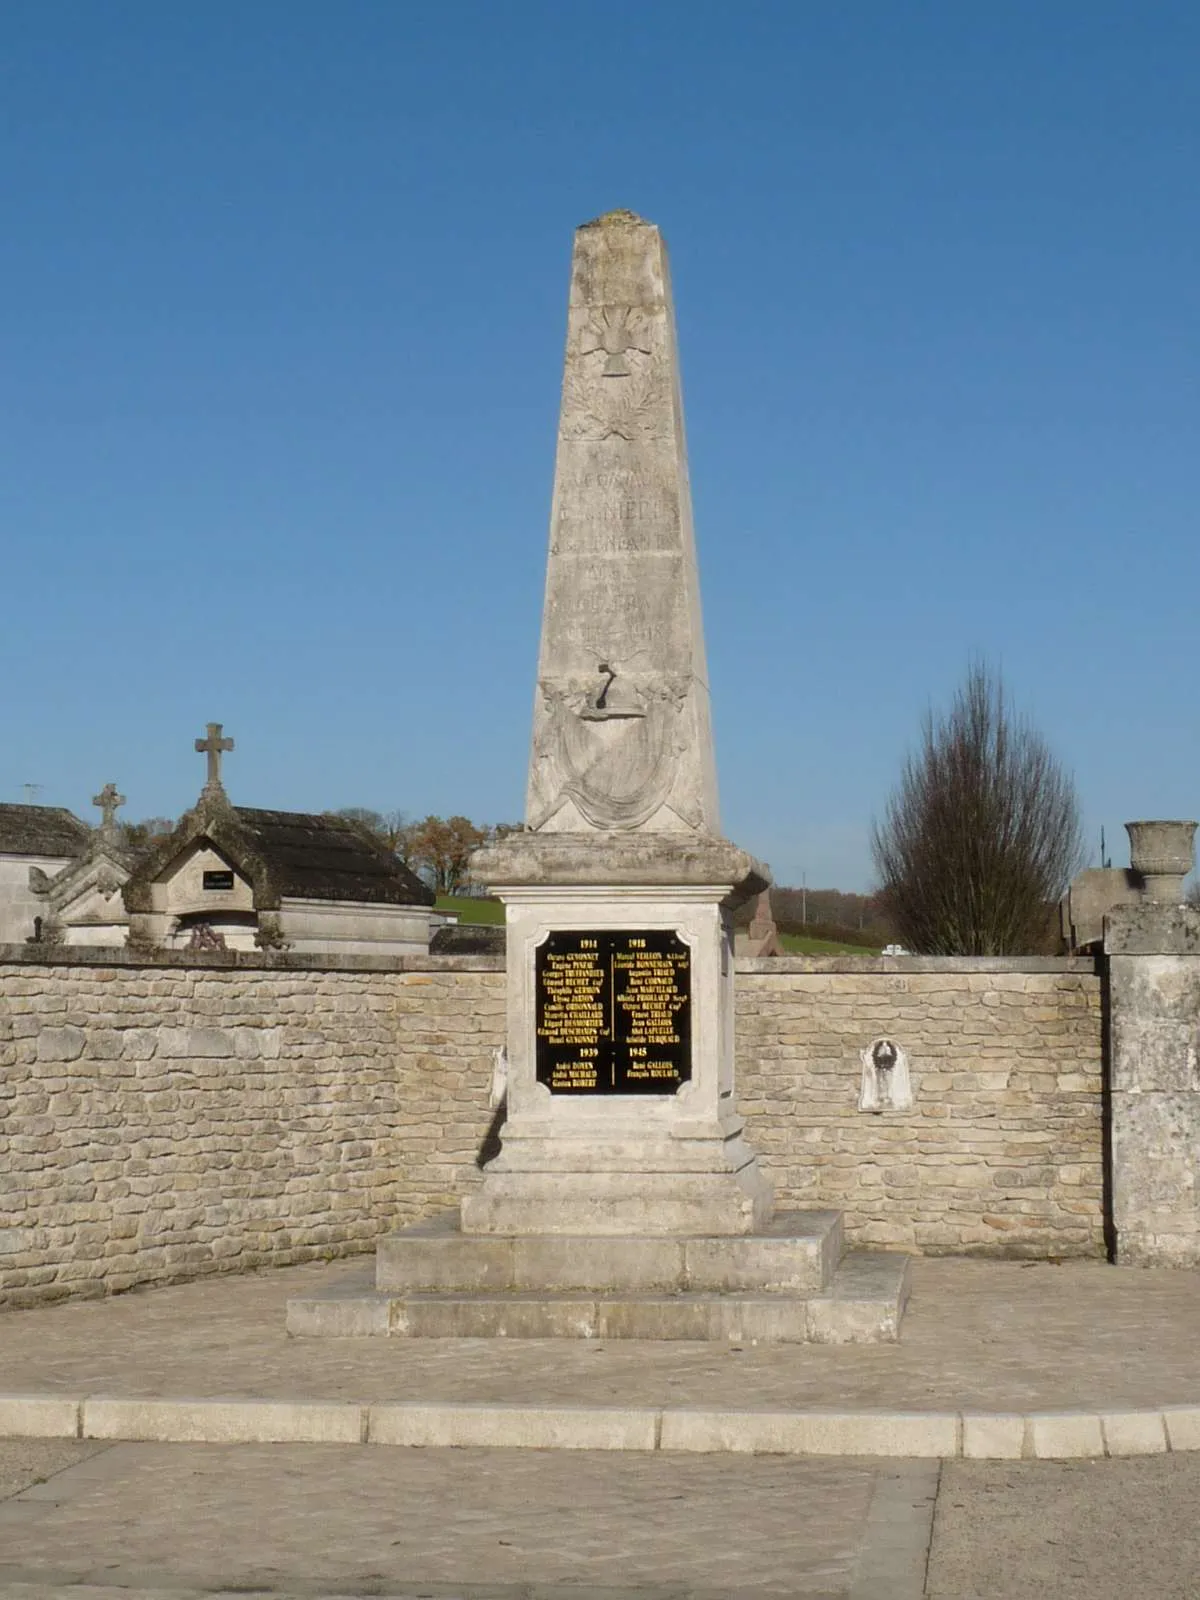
[437, 897, 879, 956]
[435, 894, 505, 925]
[777, 930, 883, 956]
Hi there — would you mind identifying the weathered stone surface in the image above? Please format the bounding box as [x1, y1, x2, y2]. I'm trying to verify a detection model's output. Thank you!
[288, 1224, 907, 1345]
[1105, 903, 1200, 955]
[473, 830, 767, 893]
[658, 1408, 959, 1457]
[1060, 866, 1142, 952]
[156, 1027, 236, 1059]
[376, 1214, 516, 1291]
[524, 210, 717, 838]
[367, 1401, 659, 1450]
[0, 1394, 81, 1438]
[1026, 1411, 1105, 1459]
[82, 1396, 364, 1444]
[1101, 1410, 1168, 1455]
[374, 1210, 839, 1295]
[35, 1026, 85, 1062]
[1162, 1405, 1200, 1451]
[1107, 920, 1200, 1265]
[961, 1413, 1025, 1459]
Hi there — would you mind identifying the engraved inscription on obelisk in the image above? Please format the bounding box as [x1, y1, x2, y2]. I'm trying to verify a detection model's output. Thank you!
[526, 210, 719, 837]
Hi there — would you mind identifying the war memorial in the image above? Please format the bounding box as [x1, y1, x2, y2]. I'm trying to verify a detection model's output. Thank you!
[289, 209, 906, 1341]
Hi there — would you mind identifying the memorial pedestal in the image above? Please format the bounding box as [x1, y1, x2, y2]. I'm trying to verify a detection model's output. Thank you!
[461, 834, 773, 1236]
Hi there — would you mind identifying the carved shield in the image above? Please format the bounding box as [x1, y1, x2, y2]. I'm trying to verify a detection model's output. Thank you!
[531, 681, 686, 830]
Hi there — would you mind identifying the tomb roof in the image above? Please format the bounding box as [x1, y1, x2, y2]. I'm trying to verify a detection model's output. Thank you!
[230, 807, 435, 907]
[124, 796, 435, 911]
[0, 804, 91, 860]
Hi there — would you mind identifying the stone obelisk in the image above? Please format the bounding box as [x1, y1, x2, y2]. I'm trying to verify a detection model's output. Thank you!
[466, 210, 772, 1237]
[525, 208, 717, 837]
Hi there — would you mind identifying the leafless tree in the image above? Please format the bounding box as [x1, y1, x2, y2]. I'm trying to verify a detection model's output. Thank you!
[118, 816, 176, 852]
[333, 808, 416, 859]
[871, 664, 1084, 955]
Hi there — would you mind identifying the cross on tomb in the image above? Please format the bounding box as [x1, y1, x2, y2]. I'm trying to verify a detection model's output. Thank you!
[92, 782, 126, 831]
[195, 722, 234, 792]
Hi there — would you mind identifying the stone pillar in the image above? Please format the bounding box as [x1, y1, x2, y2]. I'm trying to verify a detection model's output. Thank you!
[1106, 821, 1200, 1265]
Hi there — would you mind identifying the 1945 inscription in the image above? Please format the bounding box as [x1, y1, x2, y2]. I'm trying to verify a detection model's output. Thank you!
[535, 929, 691, 1094]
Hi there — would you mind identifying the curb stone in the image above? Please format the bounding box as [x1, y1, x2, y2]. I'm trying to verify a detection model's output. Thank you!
[2, 1393, 1200, 1459]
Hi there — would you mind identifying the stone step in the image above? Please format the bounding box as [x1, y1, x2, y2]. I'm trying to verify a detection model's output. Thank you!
[286, 1251, 910, 1345]
[375, 1208, 843, 1295]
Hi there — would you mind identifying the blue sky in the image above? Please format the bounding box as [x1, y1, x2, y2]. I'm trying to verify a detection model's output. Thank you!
[2, 2, 1197, 890]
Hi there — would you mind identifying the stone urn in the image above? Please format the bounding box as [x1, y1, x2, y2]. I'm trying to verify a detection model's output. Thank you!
[1125, 820, 1198, 902]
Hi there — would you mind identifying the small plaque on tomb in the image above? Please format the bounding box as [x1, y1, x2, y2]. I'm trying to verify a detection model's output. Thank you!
[535, 930, 691, 1094]
[202, 870, 235, 891]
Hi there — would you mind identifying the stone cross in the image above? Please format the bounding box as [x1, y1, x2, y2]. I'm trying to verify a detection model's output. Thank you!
[195, 723, 234, 792]
[92, 782, 125, 832]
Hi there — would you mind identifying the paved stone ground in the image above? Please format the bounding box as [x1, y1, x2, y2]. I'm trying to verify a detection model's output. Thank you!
[2, 1255, 1199, 1412]
[4, 1441, 1200, 1597]
[928, 1455, 1200, 1598]
[0, 1439, 926, 1599]
[0, 1439, 106, 1503]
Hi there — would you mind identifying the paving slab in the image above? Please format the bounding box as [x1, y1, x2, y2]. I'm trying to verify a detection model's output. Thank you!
[0, 1441, 884, 1598]
[927, 1455, 1200, 1599]
[2, 1254, 1198, 1415]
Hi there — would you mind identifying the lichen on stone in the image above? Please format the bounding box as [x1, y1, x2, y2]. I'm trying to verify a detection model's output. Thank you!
[584, 208, 646, 228]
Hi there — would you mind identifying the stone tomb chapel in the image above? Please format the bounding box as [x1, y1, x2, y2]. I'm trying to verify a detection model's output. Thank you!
[123, 724, 436, 956]
[28, 783, 138, 947]
[0, 803, 91, 945]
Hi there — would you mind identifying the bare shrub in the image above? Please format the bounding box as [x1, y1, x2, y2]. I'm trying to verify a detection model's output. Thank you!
[871, 664, 1084, 955]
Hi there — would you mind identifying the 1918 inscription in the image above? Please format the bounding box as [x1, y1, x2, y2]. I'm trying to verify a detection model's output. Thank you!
[535, 930, 691, 1094]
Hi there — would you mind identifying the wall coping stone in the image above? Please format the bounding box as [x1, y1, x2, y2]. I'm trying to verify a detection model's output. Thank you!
[0, 943, 1098, 977]
[738, 955, 1099, 975]
[1105, 904, 1200, 956]
[0, 942, 504, 975]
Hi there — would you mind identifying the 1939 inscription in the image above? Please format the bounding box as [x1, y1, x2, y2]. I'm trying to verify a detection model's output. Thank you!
[535, 930, 691, 1094]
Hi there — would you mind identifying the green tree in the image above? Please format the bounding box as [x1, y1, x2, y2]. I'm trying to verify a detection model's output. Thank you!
[406, 814, 490, 894]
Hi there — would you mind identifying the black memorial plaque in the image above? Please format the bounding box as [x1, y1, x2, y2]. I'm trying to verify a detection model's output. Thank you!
[535, 929, 692, 1094]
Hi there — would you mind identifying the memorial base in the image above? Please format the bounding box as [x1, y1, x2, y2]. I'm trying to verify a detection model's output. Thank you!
[459, 1168, 770, 1238]
[284, 835, 910, 1344]
[286, 1209, 912, 1344]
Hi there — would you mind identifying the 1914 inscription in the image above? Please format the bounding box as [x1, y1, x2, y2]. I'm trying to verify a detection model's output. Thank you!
[535, 929, 691, 1094]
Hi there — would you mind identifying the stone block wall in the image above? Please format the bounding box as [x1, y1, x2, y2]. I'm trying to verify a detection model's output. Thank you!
[736, 957, 1105, 1257]
[0, 951, 504, 1307]
[1, 946, 1107, 1307]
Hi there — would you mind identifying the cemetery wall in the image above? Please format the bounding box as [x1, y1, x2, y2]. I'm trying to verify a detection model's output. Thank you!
[0, 950, 504, 1308]
[736, 957, 1105, 1257]
[1, 948, 1104, 1306]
